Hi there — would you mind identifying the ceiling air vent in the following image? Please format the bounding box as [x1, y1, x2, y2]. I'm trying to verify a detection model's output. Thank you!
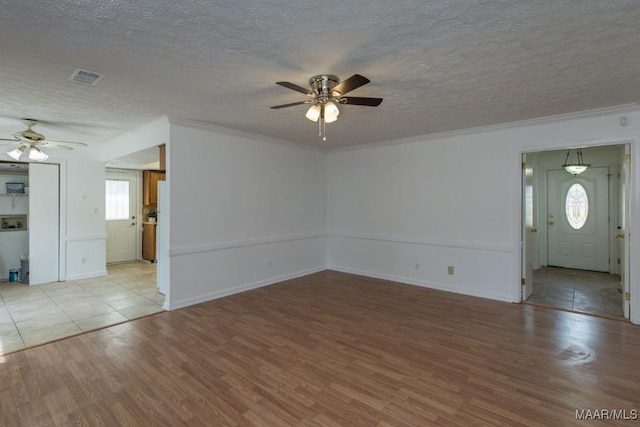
[68, 68, 105, 86]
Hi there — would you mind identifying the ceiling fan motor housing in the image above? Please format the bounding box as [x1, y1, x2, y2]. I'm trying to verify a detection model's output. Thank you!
[309, 75, 340, 103]
[16, 118, 45, 142]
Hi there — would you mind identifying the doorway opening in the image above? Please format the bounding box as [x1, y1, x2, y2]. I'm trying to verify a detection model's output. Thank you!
[521, 144, 630, 320]
[0, 161, 62, 286]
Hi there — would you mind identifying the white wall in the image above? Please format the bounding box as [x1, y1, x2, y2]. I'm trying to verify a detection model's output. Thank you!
[166, 120, 327, 309]
[327, 128, 516, 302]
[326, 106, 640, 324]
[64, 151, 109, 280]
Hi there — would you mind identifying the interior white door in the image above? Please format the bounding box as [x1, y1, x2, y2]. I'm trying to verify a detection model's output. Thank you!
[106, 170, 138, 263]
[621, 147, 630, 318]
[28, 163, 60, 285]
[547, 167, 609, 271]
[521, 155, 535, 300]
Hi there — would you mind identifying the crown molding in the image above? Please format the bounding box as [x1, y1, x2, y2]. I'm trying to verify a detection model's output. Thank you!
[167, 116, 327, 153]
[329, 104, 640, 153]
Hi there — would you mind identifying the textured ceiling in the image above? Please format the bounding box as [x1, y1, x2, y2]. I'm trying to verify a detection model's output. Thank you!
[0, 1, 639, 152]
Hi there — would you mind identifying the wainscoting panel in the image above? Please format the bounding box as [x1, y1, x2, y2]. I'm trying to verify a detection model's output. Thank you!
[167, 234, 327, 309]
[327, 234, 516, 302]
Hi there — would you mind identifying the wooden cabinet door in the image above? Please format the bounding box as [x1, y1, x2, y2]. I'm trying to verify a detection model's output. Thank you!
[142, 223, 157, 262]
[142, 170, 166, 205]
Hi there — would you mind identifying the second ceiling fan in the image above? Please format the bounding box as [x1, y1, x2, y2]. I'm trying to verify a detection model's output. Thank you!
[271, 74, 383, 141]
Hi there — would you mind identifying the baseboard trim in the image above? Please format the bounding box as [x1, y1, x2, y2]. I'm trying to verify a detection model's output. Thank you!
[328, 265, 514, 303]
[65, 270, 108, 281]
[166, 266, 326, 310]
[65, 234, 107, 242]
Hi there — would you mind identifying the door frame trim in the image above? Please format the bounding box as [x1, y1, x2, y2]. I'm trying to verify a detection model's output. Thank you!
[105, 168, 142, 263]
[517, 138, 637, 324]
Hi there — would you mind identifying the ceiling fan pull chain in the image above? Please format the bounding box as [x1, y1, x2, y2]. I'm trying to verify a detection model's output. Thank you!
[323, 119, 326, 142]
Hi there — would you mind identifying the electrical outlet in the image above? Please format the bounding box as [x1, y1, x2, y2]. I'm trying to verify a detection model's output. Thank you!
[447, 266, 454, 275]
[268, 261, 272, 268]
[415, 262, 420, 270]
[81, 257, 87, 264]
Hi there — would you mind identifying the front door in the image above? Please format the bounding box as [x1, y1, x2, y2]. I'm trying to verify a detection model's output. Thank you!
[547, 167, 609, 272]
[106, 170, 138, 263]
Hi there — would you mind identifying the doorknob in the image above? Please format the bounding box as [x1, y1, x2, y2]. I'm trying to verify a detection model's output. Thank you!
[549, 221, 555, 225]
[530, 228, 538, 233]
[131, 222, 136, 226]
[616, 233, 624, 239]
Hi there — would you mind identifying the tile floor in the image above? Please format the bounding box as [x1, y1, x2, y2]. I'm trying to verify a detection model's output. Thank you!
[0, 261, 164, 355]
[527, 266, 624, 318]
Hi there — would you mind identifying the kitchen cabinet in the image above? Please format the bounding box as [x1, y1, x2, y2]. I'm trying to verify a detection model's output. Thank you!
[142, 222, 157, 262]
[142, 170, 165, 205]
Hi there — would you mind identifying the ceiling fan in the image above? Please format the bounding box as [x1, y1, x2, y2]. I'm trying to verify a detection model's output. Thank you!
[270, 74, 383, 141]
[0, 119, 88, 161]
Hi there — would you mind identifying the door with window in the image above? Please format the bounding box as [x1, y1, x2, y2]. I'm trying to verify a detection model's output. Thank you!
[547, 167, 609, 271]
[106, 170, 138, 263]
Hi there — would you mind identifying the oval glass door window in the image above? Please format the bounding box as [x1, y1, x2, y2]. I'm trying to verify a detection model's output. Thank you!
[565, 183, 588, 229]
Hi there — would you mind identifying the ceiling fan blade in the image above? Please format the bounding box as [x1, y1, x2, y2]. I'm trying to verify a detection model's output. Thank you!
[40, 140, 88, 147]
[339, 96, 383, 107]
[270, 101, 312, 109]
[276, 81, 314, 96]
[0, 137, 20, 142]
[41, 144, 73, 151]
[332, 74, 370, 96]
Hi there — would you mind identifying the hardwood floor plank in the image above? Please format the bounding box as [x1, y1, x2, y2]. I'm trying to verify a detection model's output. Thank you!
[0, 271, 639, 426]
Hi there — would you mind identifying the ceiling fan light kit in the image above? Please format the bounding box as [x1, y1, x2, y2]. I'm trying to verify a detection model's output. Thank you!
[7, 144, 49, 161]
[271, 74, 383, 141]
[1, 119, 87, 162]
[7, 146, 26, 161]
[28, 146, 49, 161]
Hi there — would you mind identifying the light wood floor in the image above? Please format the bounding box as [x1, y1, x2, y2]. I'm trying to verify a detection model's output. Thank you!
[1, 270, 638, 426]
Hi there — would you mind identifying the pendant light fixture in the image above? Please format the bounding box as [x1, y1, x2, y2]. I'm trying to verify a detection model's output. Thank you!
[562, 148, 590, 175]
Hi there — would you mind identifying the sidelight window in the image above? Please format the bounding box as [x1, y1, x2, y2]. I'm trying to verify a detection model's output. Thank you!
[565, 183, 588, 229]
